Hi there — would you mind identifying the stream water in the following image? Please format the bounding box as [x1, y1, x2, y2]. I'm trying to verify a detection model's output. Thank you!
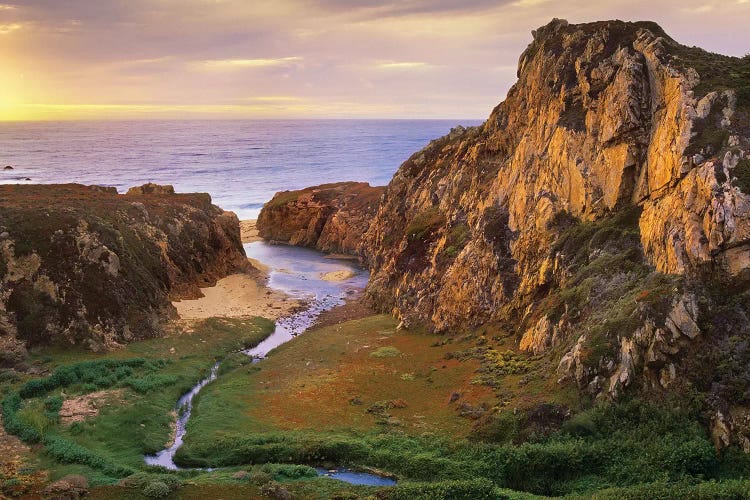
[144, 242, 393, 485]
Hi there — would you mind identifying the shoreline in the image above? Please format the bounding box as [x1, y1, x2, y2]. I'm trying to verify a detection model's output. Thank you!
[171, 272, 301, 321]
[240, 219, 261, 244]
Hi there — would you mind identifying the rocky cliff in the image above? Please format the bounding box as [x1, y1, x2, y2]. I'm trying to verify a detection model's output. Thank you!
[0, 184, 248, 360]
[358, 20, 750, 445]
[257, 182, 384, 255]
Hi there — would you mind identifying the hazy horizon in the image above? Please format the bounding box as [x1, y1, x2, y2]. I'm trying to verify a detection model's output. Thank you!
[1, 0, 749, 122]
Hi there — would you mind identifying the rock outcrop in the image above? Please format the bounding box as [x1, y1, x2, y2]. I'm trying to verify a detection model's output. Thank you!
[0, 184, 248, 358]
[257, 182, 384, 255]
[359, 20, 750, 441]
[364, 19, 750, 331]
[258, 19, 750, 447]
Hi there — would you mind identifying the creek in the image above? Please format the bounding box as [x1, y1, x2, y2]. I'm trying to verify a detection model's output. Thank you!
[145, 243, 394, 486]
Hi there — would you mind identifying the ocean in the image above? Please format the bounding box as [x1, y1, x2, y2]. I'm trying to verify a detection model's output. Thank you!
[0, 119, 481, 219]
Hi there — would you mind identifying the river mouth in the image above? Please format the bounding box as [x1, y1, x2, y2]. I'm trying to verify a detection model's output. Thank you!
[242, 242, 369, 359]
[145, 243, 395, 486]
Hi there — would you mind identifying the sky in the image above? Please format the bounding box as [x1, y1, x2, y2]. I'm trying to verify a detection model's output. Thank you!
[0, 0, 748, 121]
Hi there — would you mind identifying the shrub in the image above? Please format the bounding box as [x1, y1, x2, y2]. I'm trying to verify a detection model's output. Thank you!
[43, 435, 134, 478]
[123, 374, 179, 394]
[734, 158, 750, 194]
[370, 347, 401, 358]
[260, 482, 293, 500]
[43, 395, 63, 422]
[259, 463, 317, 480]
[142, 480, 171, 498]
[406, 208, 445, 241]
[249, 471, 273, 485]
[17, 405, 51, 437]
[381, 478, 497, 500]
[19, 358, 154, 399]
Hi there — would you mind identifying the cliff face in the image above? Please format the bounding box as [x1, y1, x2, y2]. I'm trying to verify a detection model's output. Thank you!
[257, 182, 384, 255]
[365, 19, 750, 328]
[0, 184, 248, 359]
[360, 20, 750, 445]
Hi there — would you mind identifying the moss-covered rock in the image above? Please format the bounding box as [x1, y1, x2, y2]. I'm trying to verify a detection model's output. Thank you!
[0, 183, 248, 358]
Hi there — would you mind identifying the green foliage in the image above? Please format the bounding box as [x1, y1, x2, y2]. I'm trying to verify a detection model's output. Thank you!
[43, 435, 134, 478]
[2, 392, 42, 443]
[382, 478, 498, 500]
[670, 43, 750, 107]
[18, 403, 52, 437]
[577, 479, 750, 499]
[123, 374, 179, 394]
[18, 358, 162, 399]
[733, 159, 750, 194]
[370, 347, 401, 358]
[142, 480, 172, 498]
[175, 398, 747, 497]
[118, 471, 182, 491]
[443, 223, 471, 258]
[406, 208, 445, 241]
[258, 463, 317, 481]
[44, 395, 63, 422]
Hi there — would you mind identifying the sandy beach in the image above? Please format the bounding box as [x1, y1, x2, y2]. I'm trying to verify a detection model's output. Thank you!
[172, 272, 300, 320]
[240, 219, 261, 243]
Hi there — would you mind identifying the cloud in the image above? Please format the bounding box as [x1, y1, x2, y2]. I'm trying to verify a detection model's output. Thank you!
[681, 3, 715, 13]
[1, 0, 750, 120]
[512, 0, 552, 6]
[195, 57, 303, 70]
[0, 22, 22, 34]
[375, 61, 434, 70]
[308, 0, 513, 19]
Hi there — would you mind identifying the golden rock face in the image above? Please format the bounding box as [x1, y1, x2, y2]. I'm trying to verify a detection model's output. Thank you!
[363, 19, 750, 332]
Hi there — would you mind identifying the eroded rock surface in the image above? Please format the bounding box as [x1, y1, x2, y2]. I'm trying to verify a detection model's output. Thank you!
[257, 182, 384, 255]
[353, 20, 750, 445]
[0, 184, 249, 358]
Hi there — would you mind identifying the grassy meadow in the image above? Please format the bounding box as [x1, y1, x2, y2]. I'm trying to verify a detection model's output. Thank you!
[3, 313, 750, 498]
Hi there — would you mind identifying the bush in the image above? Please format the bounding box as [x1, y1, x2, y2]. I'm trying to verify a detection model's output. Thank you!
[381, 478, 497, 500]
[123, 374, 179, 393]
[370, 347, 401, 358]
[260, 482, 293, 500]
[249, 471, 273, 485]
[18, 358, 157, 399]
[142, 480, 171, 498]
[44, 395, 63, 422]
[406, 208, 445, 241]
[1, 392, 41, 443]
[119, 472, 182, 491]
[259, 463, 317, 480]
[43, 435, 134, 478]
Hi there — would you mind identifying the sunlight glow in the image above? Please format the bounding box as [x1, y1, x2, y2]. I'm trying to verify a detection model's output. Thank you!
[198, 57, 303, 70]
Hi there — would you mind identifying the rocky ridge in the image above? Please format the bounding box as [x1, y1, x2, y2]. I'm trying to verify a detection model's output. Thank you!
[0, 184, 249, 360]
[359, 19, 750, 448]
[257, 182, 384, 255]
[260, 20, 750, 448]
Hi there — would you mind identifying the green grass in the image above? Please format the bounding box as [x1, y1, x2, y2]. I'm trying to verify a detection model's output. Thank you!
[3, 317, 274, 478]
[370, 346, 402, 358]
[171, 397, 750, 497]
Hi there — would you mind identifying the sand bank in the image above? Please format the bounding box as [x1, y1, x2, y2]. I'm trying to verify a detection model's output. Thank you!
[173, 272, 300, 320]
[321, 269, 356, 281]
[240, 219, 261, 243]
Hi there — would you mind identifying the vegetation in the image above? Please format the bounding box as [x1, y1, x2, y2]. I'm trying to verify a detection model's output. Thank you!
[0, 316, 275, 494]
[443, 223, 471, 258]
[733, 158, 750, 194]
[406, 207, 446, 241]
